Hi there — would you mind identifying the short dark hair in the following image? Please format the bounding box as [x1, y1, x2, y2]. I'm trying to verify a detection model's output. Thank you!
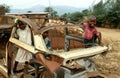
[89, 15, 96, 21]
[44, 31, 48, 34]
[17, 20, 24, 25]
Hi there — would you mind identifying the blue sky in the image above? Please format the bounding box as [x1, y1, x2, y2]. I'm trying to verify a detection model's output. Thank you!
[0, 0, 101, 9]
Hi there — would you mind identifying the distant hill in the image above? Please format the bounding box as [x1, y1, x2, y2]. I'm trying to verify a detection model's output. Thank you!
[10, 5, 85, 15]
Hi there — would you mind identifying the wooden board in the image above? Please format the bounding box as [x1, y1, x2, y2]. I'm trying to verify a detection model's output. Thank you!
[56, 46, 108, 63]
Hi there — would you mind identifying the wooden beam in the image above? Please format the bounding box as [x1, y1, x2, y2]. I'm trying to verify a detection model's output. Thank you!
[9, 38, 36, 54]
[56, 46, 108, 65]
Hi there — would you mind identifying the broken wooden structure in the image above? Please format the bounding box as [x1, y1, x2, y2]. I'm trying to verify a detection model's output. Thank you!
[0, 15, 110, 78]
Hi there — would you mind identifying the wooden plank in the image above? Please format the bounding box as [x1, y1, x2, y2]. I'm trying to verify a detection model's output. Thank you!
[9, 38, 37, 54]
[0, 25, 11, 29]
[34, 35, 49, 53]
[56, 46, 108, 60]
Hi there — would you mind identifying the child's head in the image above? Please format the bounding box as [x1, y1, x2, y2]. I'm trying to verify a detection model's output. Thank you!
[17, 20, 26, 30]
[43, 31, 49, 39]
[88, 15, 96, 27]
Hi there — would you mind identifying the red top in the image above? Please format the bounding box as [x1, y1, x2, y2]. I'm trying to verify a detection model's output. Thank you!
[83, 23, 99, 40]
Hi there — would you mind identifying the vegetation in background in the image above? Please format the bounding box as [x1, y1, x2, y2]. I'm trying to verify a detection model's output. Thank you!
[92, 0, 106, 27]
[90, 0, 120, 28]
[60, 0, 120, 28]
[1, 0, 120, 28]
[44, 7, 58, 19]
[0, 4, 10, 13]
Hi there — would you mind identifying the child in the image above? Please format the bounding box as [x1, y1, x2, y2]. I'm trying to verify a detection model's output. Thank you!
[82, 15, 101, 46]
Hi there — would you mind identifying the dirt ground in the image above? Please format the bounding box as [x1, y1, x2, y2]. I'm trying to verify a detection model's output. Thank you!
[91, 28, 120, 78]
[0, 27, 120, 78]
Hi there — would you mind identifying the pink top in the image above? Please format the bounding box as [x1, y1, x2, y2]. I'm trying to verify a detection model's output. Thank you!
[83, 23, 99, 40]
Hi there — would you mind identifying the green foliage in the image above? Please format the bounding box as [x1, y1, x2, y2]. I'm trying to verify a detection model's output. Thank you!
[92, 0, 106, 27]
[44, 7, 58, 18]
[82, 9, 90, 16]
[106, 0, 120, 28]
[0, 4, 10, 13]
[42, 0, 120, 28]
[27, 11, 32, 13]
[61, 13, 68, 19]
[61, 13, 71, 20]
[90, 0, 120, 28]
[68, 12, 83, 22]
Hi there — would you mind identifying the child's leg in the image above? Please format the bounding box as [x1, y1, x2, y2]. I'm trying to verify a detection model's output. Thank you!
[13, 61, 19, 72]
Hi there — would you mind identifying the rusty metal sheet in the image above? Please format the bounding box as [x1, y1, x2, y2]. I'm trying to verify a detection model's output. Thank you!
[35, 53, 64, 73]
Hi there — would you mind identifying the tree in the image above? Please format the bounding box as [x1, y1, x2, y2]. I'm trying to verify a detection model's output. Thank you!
[61, 13, 71, 20]
[61, 13, 68, 18]
[92, 0, 107, 27]
[103, 0, 120, 28]
[27, 11, 32, 13]
[69, 12, 83, 22]
[91, 0, 120, 28]
[82, 9, 90, 16]
[0, 4, 10, 13]
[44, 7, 58, 19]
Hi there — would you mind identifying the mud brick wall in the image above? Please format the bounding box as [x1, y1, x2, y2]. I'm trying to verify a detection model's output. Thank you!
[48, 29, 84, 49]
[0, 7, 5, 16]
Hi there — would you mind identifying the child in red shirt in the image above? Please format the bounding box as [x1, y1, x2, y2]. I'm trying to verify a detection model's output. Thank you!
[82, 15, 101, 46]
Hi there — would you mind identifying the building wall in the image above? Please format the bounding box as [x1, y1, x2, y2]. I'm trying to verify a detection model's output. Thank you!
[0, 13, 48, 26]
[0, 6, 5, 16]
[26, 14, 48, 26]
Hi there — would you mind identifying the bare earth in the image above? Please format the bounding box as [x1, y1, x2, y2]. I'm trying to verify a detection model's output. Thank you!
[92, 28, 120, 78]
[0, 27, 120, 78]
